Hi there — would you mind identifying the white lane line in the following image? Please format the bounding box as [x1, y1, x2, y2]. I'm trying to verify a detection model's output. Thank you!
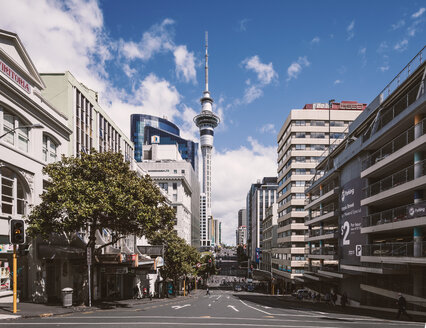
[0, 323, 351, 327]
[239, 300, 272, 315]
[171, 304, 190, 310]
[227, 305, 239, 312]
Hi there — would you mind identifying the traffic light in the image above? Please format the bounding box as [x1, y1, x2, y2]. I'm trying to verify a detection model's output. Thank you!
[208, 258, 212, 267]
[9, 219, 25, 244]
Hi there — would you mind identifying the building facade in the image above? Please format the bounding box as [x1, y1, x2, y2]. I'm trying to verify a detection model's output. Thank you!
[0, 29, 72, 303]
[304, 46, 426, 313]
[246, 177, 277, 266]
[275, 102, 365, 291]
[138, 144, 200, 247]
[262, 203, 278, 273]
[130, 114, 198, 173]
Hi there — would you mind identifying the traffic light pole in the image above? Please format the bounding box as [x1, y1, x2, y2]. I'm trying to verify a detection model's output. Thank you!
[13, 244, 17, 314]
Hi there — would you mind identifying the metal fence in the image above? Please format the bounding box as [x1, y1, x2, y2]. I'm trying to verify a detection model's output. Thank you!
[362, 204, 410, 227]
[362, 241, 426, 257]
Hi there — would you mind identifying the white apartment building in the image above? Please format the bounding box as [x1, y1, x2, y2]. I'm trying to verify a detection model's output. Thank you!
[138, 143, 200, 247]
[275, 101, 365, 292]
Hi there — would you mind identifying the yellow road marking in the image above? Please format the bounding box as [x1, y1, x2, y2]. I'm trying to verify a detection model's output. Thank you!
[200, 316, 211, 318]
[264, 315, 274, 318]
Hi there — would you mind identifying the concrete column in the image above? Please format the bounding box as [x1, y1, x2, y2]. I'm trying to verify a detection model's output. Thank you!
[414, 227, 423, 257]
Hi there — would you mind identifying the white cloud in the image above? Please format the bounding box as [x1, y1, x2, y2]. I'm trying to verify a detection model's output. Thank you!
[119, 18, 196, 83]
[310, 36, 320, 44]
[242, 55, 277, 85]
[0, 0, 108, 92]
[286, 56, 310, 82]
[243, 85, 263, 104]
[123, 63, 137, 78]
[239, 18, 250, 31]
[212, 138, 277, 244]
[378, 65, 389, 72]
[391, 19, 405, 30]
[239, 55, 277, 104]
[173, 45, 197, 83]
[119, 19, 174, 61]
[412, 7, 426, 19]
[259, 123, 276, 134]
[346, 20, 355, 40]
[334, 79, 342, 85]
[377, 41, 388, 53]
[358, 47, 367, 67]
[394, 39, 409, 52]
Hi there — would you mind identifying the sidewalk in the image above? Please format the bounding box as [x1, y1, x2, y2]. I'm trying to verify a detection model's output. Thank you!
[0, 290, 201, 320]
[272, 295, 426, 322]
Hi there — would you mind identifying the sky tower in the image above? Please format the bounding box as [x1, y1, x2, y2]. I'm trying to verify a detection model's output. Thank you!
[194, 32, 220, 246]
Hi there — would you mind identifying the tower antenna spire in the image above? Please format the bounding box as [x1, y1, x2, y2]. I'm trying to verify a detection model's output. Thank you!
[205, 31, 208, 92]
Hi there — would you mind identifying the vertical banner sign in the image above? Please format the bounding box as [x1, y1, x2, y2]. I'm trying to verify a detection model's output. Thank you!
[339, 177, 365, 265]
[255, 248, 260, 264]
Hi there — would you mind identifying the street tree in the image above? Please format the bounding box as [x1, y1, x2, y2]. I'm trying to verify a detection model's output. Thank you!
[27, 150, 175, 263]
[150, 230, 200, 294]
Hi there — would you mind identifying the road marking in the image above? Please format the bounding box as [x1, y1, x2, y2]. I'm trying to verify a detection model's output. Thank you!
[208, 303, 211, 307]
[264, 316, 274, 318]
[262, 306, 272, 309]
[200, 316, 211, 318]
[239, 300, 271, 315]
[171, 304, 190, 310]
[227, 296, 230, 299]
[227, 305, 239, 312]
[0, 323, 365, 327]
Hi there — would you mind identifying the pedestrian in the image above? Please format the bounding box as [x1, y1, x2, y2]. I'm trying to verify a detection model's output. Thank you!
[331, 291, 337, 306]
[324, 292, 331, 306]
[396, 293, 412, 320]
[206, 287, 210, 295]
[341, 292, 348, 308]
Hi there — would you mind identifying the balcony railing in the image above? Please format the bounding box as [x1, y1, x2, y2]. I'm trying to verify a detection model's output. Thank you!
[306, 203, 336, 222]
[379, 46, 425, 105]
[362, 241, 426, 257]
[308, 229, 338, 238]
[362, 204, 412, 228]
[363, 159, 426, 198]
[310, 247, 337, 256]
[362, 118, 426, 171]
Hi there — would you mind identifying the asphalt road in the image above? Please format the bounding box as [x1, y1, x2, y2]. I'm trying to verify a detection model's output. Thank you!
[1, 289, 423, 327]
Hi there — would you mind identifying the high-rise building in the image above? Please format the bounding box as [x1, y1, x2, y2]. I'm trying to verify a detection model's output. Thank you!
[246, 177, 277, 265]
[238, 209, 247, 227]
[304, 46, 426, 311]
[131, 114, 198, 174]
[275, 101, 365, 292]
[194, 33, 220, 246]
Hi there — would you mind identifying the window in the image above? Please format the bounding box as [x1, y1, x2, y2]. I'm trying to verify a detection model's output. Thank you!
[1, 167, 27, 215]
[294, 120, 305, 126]
[295, 132, 305, 138]
[181, 170, 185, 174]
[2, 111, 30, 152]
[173, 183, 177, 190]
[330, 120, 344, 127]
[43, 135, 58, 163]
[295, 144, 306, 150]
[311, 133, 325, 139]
[311, 120, 325, 126]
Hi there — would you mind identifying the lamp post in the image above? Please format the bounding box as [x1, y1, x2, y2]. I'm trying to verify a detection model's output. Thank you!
[0, 123, 44, 140]
[328, 99, 335, 154]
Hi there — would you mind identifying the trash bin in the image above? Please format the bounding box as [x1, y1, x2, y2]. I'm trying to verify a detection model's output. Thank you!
[62, 288, 73, 307]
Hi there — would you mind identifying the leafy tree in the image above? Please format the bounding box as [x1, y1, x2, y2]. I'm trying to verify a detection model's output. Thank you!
[27, 150, 175, 261]
[150, 230, 200, 293]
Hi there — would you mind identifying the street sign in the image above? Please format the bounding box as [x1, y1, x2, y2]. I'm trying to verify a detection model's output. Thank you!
[196, 262, 201, 268]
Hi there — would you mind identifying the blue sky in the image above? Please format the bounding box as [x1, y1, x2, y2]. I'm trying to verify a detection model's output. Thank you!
[2, 1, 425, 244]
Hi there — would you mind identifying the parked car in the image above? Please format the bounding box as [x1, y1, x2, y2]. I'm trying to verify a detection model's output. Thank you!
[292, 289, 309, 299]
[234, 285, 243, 292]
[246, 284, 254, 292]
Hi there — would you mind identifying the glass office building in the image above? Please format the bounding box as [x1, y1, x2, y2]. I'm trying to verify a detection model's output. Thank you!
[131, 114, 198, 173]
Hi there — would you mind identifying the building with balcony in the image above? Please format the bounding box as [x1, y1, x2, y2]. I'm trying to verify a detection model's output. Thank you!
[276, 102, 365, 291]
[304, 45, 426, 313]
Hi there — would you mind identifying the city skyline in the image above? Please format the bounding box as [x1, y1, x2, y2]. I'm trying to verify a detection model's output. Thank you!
[2, 1, 425, 244]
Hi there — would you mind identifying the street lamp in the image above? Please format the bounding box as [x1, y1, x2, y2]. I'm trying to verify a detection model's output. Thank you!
[0, 123, 44, 140]
[328, 99, 335, 154]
